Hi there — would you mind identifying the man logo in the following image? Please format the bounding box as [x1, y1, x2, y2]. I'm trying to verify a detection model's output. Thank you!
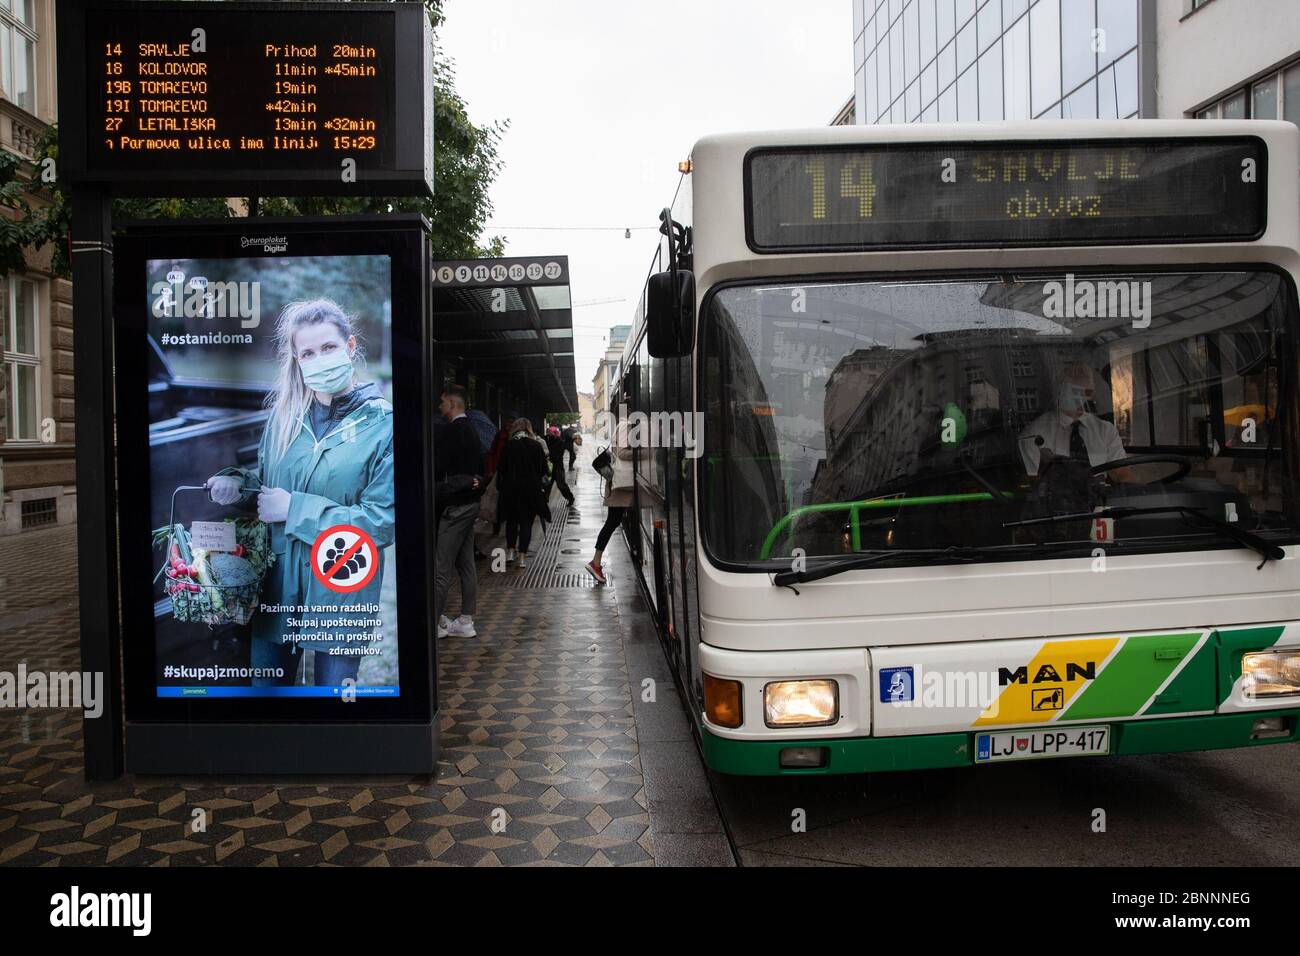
[1032, 687, 1064, 711]
[998, 661, 1097, 686]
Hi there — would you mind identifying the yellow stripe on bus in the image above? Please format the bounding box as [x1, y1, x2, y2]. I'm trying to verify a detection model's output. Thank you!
[974, 637, 1121, 726]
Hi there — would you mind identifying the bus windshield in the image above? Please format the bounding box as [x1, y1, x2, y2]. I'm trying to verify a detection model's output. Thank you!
[701, 270, 1300, 568]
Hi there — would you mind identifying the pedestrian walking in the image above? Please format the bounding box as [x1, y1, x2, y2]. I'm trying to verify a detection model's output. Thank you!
[562, 424, 579, 471]
[495, 417, 549, 569]
[544, 425, 576, 508]
[434, 384, 483, 638]
[585, 416, 633, 585]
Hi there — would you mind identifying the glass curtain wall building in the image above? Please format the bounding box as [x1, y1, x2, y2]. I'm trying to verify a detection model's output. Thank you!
[853, 0, 1141, 125]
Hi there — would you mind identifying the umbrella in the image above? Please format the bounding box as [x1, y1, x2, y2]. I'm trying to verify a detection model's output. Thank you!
[465, 408, 499, 453]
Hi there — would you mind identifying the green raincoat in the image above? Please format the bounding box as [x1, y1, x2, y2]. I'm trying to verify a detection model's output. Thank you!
[221, 390, 395, 654]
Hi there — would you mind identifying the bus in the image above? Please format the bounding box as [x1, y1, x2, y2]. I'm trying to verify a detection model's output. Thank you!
[614, 120, 1300, 775]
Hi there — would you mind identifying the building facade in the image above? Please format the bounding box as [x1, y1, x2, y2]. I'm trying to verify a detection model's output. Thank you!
[577, 389, 596, 432]
[1, 0, 76, 535]
[852, 0, 1299, 128]
[1157, 0, 1300, 124]
[591, 323, 630, 424]
[852, 0, 1144, 126]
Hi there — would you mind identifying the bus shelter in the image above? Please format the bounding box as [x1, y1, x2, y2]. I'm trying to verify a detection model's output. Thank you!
[431, 255, 577, 427]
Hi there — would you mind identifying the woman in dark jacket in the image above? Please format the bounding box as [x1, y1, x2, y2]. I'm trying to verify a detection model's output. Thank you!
[495, 417, 549, 568]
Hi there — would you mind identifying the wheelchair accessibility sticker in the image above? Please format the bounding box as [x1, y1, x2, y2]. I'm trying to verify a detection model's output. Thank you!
[880, 666, 914, 703]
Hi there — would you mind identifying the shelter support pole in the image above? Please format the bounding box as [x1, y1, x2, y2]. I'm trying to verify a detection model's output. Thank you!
[72, 184, 124, 781]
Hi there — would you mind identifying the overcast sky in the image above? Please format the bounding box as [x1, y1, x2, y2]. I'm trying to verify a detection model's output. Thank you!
[439, 0, 852, 394]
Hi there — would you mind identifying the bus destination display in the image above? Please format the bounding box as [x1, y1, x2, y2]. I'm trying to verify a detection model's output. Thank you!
[747, 139, 1265, 251]
[60, 2, 433, 195]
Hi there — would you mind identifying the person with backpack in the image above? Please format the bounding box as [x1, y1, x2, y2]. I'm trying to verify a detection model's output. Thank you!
[544, 425, 576, 509]
[562, 425, 579, 471]
[585, 414, 633, 585]
[495, 417, 549, 568]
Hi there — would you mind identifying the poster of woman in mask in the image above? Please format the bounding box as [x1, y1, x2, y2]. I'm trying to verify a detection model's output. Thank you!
[145, 254, 399, 698]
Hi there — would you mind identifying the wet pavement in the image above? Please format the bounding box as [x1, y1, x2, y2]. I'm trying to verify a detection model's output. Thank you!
[0, 450, 733, 866]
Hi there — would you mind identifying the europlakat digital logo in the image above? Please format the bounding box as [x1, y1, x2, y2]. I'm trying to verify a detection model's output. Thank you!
[240, 234, 288, 254]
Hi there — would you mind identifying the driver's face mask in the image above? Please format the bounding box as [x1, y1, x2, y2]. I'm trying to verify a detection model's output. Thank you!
[1058, 382, 1092, 416]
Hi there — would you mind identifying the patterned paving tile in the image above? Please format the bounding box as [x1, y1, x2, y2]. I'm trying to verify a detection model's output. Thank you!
[0, 464, 659, 866]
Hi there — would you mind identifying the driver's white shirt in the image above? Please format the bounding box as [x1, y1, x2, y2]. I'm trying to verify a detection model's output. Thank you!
[1018, 410, 1127, 477]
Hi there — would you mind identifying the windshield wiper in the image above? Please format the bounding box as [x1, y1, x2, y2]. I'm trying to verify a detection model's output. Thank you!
[1004, 506, 1286, 569]
[771, 544, 1067, 588]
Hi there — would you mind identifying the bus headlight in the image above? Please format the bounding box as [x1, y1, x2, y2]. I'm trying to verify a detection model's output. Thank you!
[764, 680, 839, 727]
[1242, 651, 1300, 698]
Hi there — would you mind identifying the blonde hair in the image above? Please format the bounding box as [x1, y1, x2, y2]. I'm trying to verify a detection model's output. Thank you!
[265, 298, 365, 462]
[509, 417, 535, 436]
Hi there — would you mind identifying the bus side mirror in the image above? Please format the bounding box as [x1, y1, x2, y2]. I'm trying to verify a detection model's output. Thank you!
[647, 270, 694, 358]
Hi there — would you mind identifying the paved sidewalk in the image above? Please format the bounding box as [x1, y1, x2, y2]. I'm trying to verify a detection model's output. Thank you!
[0, 451, 731, 866]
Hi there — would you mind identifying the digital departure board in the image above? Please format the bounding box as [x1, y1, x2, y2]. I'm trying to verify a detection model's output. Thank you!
[58, 1, 433, 197]
[746, 138, 1266, 251]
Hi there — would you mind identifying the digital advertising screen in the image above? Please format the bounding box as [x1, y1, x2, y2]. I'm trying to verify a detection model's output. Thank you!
[114, 216, 434, 727]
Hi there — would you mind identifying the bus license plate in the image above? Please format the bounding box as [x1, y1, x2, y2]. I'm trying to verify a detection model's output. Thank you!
[974, 726, 1110, 763]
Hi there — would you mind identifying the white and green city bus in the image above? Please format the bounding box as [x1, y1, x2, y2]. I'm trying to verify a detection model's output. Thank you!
[616, 120, 1300, 775]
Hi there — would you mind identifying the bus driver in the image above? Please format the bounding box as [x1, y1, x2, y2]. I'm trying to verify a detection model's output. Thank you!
[1018, 363, 1133, 482]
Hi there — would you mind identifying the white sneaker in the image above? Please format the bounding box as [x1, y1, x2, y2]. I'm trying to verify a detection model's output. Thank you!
[506, 547, 517, 564]
[447, 615, 477, 638]
[517, 552, 528, 569]
[437, 614, 451, 639]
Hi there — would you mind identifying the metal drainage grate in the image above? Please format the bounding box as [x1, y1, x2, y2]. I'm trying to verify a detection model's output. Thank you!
[476, 502, 605, 590]
[20, 497, 57, 530]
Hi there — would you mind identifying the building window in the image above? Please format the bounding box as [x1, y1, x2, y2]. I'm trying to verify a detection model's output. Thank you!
[1016, 386, 1038, 412]
[0, 0, 38, 114]
[2, 275, 41, 443]
[1286, 63, 1300, 127]
[1195, 60, 1300, 130]
[20, 496, 57, 530]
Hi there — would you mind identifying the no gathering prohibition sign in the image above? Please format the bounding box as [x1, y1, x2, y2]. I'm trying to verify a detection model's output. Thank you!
[311, 525, 379, 593]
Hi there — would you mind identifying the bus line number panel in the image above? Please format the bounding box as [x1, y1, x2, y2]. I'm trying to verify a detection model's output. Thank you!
[747, 139, 1265, 251]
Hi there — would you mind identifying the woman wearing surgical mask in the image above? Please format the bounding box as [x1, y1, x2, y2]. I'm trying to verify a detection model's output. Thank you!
[206, 299, 396, 689]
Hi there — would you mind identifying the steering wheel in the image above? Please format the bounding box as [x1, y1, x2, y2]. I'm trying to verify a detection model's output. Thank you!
[1089, 454, 1192, 485]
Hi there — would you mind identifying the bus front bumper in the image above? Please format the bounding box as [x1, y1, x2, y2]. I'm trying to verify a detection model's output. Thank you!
[700, 709, 1300, 776]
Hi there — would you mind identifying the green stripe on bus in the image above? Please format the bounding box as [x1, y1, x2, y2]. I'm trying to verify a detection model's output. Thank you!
[1061, 633, 1202, 721]
[700, 727, 972, 775]
[700, 709, 1300, 776]
[1142, 635, 1218, 716]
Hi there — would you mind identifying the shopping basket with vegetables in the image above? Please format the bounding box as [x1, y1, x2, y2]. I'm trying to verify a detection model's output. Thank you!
[153, 484, 276, 627]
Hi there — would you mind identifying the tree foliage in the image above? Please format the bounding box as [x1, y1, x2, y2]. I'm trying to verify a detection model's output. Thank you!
[0, 0, 506, 277]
